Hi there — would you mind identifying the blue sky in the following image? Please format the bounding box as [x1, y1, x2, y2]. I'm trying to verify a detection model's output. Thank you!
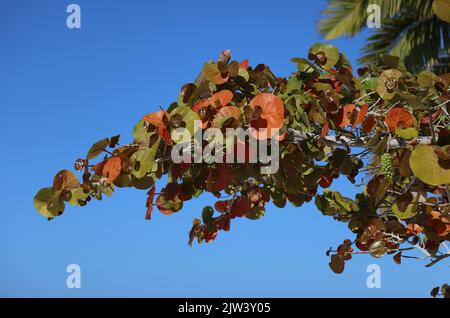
[0, 0, 447, 297]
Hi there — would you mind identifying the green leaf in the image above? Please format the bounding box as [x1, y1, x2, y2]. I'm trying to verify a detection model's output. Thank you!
[291, 57, 316, 73]
[417, 70, 439, 88]
[409, 145, 450, 186]
[287, 74, 302, 93]
[433, 0, 450, 22]
[376, 69, 403, 100]
[87, 138, 109, 160]
[203, 63, 227, 84]
[202, 206, 214, 223]
[131, 138, 160, 179]
[133, 118, 152, 145]
[170, 106, 200, 136]
[245, 207, 265, 220]
[392, 194, 420, 220]
[308, 43, 340, 70]
[156, 193, 183, 214]
[68, 187, 90, 206]
[33, 187, 65, 218]
[395, 127, 418, 140]
[238, 68, 249, 81]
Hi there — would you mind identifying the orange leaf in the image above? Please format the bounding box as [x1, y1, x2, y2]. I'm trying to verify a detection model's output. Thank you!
[249, 93, 285, 140]
[321, 120, 329, 137]
[143, 110, 166, 128]
[143, 110, 172, 144]
[210, 90, 233, 108]
[192, 99, 210, 112]
[352, 103, 368, 130]
[102, 157, 122, 183]
[385, 107, 413, 132]
[239, 59, 249, 69]
[192, 90, 233, 113]
[335, 104, 356, 127]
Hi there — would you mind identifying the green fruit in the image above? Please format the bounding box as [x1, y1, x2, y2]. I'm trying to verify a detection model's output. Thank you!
[380, 153, 393, 177]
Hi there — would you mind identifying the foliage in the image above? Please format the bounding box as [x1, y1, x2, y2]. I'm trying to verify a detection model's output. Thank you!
[430, 283, 450, 298]
[34, 43, 450, 279]
[318, 0, 450, 73]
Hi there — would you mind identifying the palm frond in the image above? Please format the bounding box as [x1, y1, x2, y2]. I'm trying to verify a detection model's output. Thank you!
[318, 0, 368, 40]
[358, 13, 418, 66]
[358, 12, 448, 73]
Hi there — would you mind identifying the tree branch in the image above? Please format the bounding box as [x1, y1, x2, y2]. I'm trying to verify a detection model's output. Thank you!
[286, 128, 432, 149]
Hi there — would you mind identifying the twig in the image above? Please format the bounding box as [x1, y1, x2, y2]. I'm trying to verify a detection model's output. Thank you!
[286, 128, 432, 149]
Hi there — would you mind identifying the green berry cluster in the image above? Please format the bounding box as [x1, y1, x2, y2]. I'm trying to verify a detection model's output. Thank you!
[381, 153, 393, 178]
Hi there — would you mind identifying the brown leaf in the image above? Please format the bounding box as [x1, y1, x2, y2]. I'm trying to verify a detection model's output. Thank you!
[395, 191, 413, 213]
[53, 170, 80, 192]
[329, 254, 345, 274]
[393, 252, 402, 265]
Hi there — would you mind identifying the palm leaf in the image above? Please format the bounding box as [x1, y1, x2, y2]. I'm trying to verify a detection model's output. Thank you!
[358, 11, 448, 73]
[318, 0, 368, 40]
[319, 0, 449, 73]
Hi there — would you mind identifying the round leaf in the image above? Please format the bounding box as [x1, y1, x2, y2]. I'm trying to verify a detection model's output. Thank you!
[409, 145, 450, 186]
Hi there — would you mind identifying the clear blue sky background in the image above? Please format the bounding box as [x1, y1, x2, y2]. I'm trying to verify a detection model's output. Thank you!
[0, 0, 447, 297]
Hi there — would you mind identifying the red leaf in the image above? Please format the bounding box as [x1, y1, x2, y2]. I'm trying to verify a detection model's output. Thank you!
[206, 164, 233, 193]
[361, 115, 376, 133]
[420, 110, 440, 124]
[214, 197, 251, 218]
[217, 215, 231, 231]
[319, 175, 333, 188]
[204, 228, 218, 243]
[93, 160, 106, 176]
[145, 185, 156, 220]
[214, 200, 228, 213]
[229, 197, 251, 218]
[206, 169, 214, 192]
[215, 164, 233, 191]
